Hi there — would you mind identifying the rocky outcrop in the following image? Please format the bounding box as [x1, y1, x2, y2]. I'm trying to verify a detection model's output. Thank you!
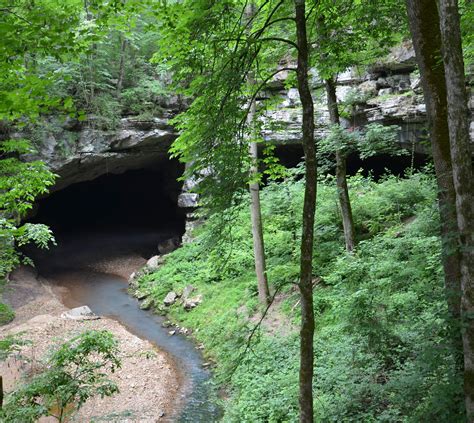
[20, 117, 179, 191]
[261, 41, 473, 152]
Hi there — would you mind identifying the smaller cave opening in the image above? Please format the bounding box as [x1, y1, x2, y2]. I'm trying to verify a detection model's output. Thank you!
[345, 151, 428, 178]
[269, 145, 428, 179]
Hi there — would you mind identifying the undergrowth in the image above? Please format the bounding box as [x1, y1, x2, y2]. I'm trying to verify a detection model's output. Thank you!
[137, 170, 464, 422]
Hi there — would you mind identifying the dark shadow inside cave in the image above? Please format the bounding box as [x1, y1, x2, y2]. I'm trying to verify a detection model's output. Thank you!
[33, 163, 185, 234]
[28, 160, 186, 263]
[270, 144, 428, 179]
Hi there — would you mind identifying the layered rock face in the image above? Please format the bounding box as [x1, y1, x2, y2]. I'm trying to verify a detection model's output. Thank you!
[261, 41, 473, 152]
[22, 117, 179, 192]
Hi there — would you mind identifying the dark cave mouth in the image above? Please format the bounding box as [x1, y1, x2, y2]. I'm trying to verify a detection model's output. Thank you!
[32, 163, 186, 238]
[271, 144, 429, 178]
[30, 148, 427, 244]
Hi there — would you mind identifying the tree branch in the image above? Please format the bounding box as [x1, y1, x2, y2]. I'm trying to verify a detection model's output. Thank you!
[239, 66, 297, 129]
[257, 36, 299, 50]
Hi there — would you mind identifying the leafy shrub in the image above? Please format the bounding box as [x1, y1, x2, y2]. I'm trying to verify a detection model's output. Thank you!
[1, 330, 121, 423]
[120, 78, 167, 117]
[0, 303, 14, 325]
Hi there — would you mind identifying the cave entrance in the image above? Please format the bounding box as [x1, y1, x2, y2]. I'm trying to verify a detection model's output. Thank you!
[270, 144, 428, 179]
[30, 160, 185, 262]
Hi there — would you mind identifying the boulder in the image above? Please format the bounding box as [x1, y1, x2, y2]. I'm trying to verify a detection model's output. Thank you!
[163, 291, 178, 306]
[183, 294, 203, 311]
[61, 306, 99, 321]
[178, 193, 199, 208]
[158, 237, 181, 255]
[134, 289, 149, 300]
[146, 255, 165, 270]
[378, 88, 393, 96]
[128, 272, 139, 290]
[358, 80, 378, 97]
[140, 297, 155, 310]
[182, 285, 195, 301]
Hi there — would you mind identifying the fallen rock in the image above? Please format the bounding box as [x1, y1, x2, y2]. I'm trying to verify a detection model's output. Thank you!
[61, 306, 99, 321]
[128, 272, 139, 290]
[146, 255, 165, 270]
[168, 330, 176, 336]
[177, 193, 199, 208]
[140, 297, 155, 310]
[135, 290, 149, 300]
[182, 285, 195, 301]
[183, 294, 203, 311]
[179, 327, 190, 335]
[163, 291, 178, 306]
[158, 237, 181, 255]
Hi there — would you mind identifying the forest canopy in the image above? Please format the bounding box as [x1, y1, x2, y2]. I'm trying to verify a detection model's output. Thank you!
[0, 1, 473, 422]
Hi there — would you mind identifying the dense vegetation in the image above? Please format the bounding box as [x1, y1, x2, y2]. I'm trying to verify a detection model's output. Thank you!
[135, 170, 464, 422]
[1, 0, 474, 422]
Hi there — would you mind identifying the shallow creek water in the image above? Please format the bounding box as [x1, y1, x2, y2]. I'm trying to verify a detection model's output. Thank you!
[33, 231, 222, 422]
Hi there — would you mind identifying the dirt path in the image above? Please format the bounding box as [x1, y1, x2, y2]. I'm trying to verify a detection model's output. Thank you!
[1, 265, 183, 422]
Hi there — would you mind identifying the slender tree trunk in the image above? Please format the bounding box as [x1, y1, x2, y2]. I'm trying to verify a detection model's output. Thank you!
[248, 85, 271, 307]
[295, 1, 316, 421]
[116, 36, 127, 96]
[406, 0, 462, 322]
[245, 3, 270, 307]
[438, 1, 474, 419]
[325, 78, 356, 252]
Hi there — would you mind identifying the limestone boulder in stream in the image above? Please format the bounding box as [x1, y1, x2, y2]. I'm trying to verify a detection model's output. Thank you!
[61, 305, 99, 321]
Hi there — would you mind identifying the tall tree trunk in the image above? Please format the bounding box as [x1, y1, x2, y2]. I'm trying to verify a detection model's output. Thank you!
[406, 0, 462, 323]
[406, 4, 465, 404]
[248, 84, 271, 306]
[295, 0, 316, 421]
[116, 36, 127, 96]
[325, 77, 356, 252]
[438, 0, 474, 418]
[246, 3, 270, 307]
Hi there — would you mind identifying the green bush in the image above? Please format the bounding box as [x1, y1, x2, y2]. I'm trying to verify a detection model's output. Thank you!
[1, 330, 121, 423]
[0, 303, 14, 325]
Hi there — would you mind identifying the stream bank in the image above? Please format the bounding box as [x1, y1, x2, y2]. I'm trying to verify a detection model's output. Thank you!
[1, 231, 222, 422]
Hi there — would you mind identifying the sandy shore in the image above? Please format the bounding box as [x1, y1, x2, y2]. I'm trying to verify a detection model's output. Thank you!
[1, 264, 183, 422]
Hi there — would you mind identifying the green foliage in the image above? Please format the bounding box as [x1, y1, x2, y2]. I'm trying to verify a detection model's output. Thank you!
[461, 0, 474, 67]
[1, 330, 121, 423]
[311, 0, 407, 79]
[0, 303, 15, 325]
[320, 123, 408, 163]
[341, 86, 374, 107]
[0, 139, 56, 286]
[136, 171, 462, 421]
[120, 77, 167, 117]
[0, 334, 29, 360]
[155, 0, 296, 218]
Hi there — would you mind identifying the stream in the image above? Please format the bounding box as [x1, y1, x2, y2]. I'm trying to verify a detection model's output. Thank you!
[31, 230, 222, 422]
